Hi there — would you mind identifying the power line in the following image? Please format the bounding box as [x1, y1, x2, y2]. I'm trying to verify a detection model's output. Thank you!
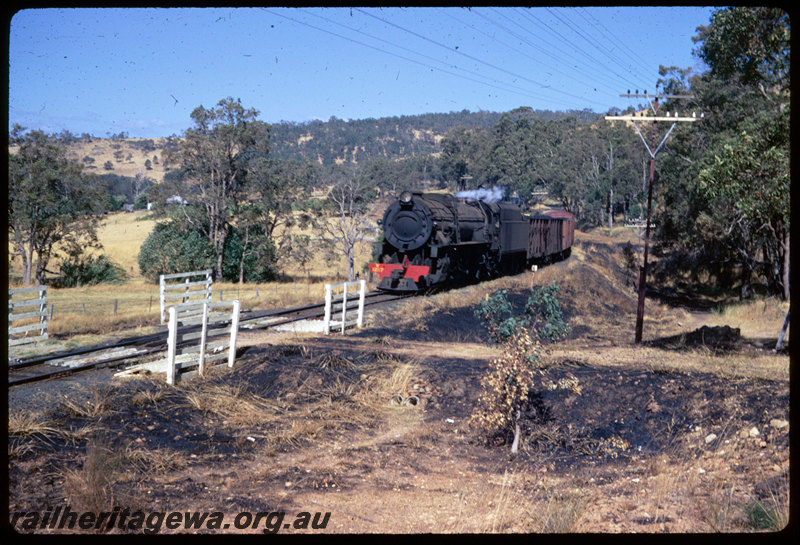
[510, 8, 637, 94]
[261, 8, 584, 110]
[576, 7, 659, 81]
[542, 7, 646, 91]
[298, 8, 583, 109]
[354, 7, 607, 108]
[467, 7, 621, 97]
[566, 8, 660, 85]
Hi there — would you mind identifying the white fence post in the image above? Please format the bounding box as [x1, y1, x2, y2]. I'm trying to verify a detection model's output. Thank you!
[228, 300, 240, 368]
[341, 282, 348, 334]
[166, 306, 177, 386]
[324, 284, 333, 335]
[323, 280, 366, 335]
[198, 301, 209, 377]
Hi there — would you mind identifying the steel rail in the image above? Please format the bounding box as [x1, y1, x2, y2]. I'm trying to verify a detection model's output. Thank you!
[8, 290, 409, 387]
[9, 290, 394, 370]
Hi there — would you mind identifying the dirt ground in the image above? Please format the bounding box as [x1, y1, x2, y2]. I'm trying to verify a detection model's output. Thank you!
[7, 233, 792, 534]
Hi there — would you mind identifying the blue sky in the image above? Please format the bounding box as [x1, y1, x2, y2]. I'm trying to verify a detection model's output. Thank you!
[9, 6, 715, 138]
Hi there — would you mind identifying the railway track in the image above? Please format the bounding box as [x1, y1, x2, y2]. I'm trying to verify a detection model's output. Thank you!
[8, 290, 409, 387]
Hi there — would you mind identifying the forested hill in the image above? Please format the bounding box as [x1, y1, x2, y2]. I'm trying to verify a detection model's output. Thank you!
[268, 108, 600, 165]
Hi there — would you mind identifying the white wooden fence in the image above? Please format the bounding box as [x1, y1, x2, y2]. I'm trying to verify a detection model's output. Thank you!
[119, 300, 241, 384]
[159, 269, 212, 324]
[8, 286, 48, 348]
[165, 300, 241, 385]
[323, 280, 366, 335]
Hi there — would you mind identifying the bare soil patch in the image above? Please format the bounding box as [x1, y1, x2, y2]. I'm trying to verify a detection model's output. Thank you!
[7, 232, 791, 534]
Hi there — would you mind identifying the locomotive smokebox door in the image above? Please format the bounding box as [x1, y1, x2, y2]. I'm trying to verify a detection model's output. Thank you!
[383, 198, 433, 252]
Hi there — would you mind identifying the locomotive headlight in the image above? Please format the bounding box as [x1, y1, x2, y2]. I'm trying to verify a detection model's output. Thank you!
[399, 191, 413, 205]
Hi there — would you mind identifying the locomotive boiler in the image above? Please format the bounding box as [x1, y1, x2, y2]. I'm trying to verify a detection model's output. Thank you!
[369, 191, 573, 292]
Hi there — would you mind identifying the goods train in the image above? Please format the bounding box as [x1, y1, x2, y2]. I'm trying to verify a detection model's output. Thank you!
[369, 191, 574, 292]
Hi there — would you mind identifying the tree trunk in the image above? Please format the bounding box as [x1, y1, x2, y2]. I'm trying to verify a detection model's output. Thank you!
[510, 409, 521, 454]
[740, 263, 751, 299]
[347, 249, 355, 282]
[238, 225, 250, 284]
[782, 229, 790, 301]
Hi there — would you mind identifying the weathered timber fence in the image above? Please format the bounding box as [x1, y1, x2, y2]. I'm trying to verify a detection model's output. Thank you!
[323, 280, 366, 335]
[118, 300, 241, 385]
[165, 300, 241, 385]
[159, 269, 212, 324]
[8, 286, 48, 349]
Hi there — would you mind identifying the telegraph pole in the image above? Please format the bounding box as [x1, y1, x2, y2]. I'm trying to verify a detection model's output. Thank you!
[606, 92, 702, 344]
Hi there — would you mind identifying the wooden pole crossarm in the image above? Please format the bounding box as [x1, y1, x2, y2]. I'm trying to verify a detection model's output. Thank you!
[605, 115, 700, 122]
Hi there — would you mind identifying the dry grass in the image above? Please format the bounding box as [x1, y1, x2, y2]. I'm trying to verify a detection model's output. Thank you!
[709, 297, 789, 338]
[179, 382, 283, 426]
[527, 485, 594, 533]
[58, 386, 115, 419]
[122, 444, 187, 474]
[61, 439, 122, 517]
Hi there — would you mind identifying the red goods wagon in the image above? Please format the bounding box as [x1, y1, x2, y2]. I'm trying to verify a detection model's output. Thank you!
[541, 209, 575, 252]
[528, 209, 575, 260]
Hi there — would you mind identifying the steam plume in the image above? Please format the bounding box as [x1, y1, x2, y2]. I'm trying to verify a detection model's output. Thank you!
[455, 186, 504, 203]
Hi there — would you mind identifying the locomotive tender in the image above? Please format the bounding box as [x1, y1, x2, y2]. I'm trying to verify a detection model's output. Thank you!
[369, 191, 574, 292]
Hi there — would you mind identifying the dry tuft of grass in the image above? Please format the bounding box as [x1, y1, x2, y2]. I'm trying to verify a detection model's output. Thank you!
[526, 484, 594, 533]
[8, 410, 60, 439]
[8, 411, 61, 458]
[313, 352, 356, 371]
[61, 439, 122, 518]
[58, 387, 115, 419]
[123, 444, 187, 474]
[179, 382, 282, 426]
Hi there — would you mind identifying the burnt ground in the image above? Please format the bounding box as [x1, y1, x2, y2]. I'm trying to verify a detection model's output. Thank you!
[7, 233, 793, 534]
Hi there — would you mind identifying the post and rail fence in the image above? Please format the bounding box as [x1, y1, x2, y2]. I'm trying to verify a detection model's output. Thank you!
[323, 280, 366, 335]
[8, 285, 48, 348]
[116, 299, 241, 385]
[159, 269, 213, 324]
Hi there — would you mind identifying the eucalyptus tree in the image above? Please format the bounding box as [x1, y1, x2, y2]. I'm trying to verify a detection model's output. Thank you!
[8, 125, 105, 285]
[168, 97, 270, 280]
[655, 7, 790, 299]
[319, 165, 376, 282]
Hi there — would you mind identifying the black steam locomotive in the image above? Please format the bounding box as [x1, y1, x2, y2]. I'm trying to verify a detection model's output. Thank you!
[369, 191, 574, 292]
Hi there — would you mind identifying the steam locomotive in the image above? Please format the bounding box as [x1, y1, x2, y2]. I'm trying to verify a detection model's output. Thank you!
[369, 191, 574, 292]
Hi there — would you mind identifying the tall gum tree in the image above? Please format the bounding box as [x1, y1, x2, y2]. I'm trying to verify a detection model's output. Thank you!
[170, 98, 270, 281]
[8, 126, 104, 285]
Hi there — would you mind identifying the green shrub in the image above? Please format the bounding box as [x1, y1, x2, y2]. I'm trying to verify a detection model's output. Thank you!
[56, 254, 128, 287]
[137, 222, 215, 283]
[471, 281, 575, 453]
[525, 280, 570, 342]
[137, 221, 277, 283]
[475, 281, 570, 344]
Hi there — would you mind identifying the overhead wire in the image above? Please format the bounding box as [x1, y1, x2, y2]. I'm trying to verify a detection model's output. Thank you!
[513, 7, 643, 92]
[260, 8, 576, 109]
[474, 7, 623, 96]
[354, 7, 610, 109]
[261, 7, 673, 115]
[297, 8, 583, 109]
[544, 7, 655, 90]
[575, 7, 659, 81]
